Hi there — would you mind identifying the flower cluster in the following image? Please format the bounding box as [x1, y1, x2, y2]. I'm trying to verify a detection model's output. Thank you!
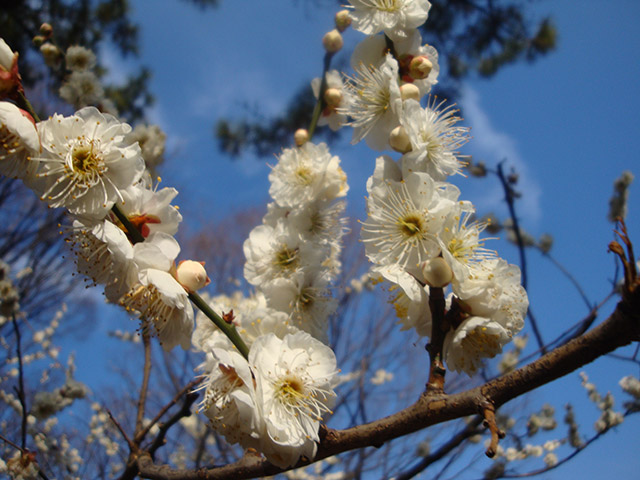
[0, 0, 532, 469]
[192, 139, 348, 466]
[0, 96, 197, 351]
[334, 0, 528, 375]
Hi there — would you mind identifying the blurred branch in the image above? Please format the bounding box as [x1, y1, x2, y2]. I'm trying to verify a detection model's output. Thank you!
[11, 314, 27, 451]
[395, 416, 484, 480]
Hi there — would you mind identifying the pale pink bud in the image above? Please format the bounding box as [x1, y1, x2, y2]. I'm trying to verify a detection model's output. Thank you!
[389, 126, 411, 153]
[400, 83, 421, 102]
[176, 260, 210, 292]
[335, 10, 352, 32]
[0, 39, 15, 71]
[323, 87, 342, 107]
[322, 29, 343, 53]
[409, 56, 433, 80]
[0, 39, 21, 98]
[294, 128, 309, 146]
[421, 257, 453, 288]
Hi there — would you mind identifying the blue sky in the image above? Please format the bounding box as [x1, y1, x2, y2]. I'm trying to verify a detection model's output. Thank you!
[88, 0, 640, 477]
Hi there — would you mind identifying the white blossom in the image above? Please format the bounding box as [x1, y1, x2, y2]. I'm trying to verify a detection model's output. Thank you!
[33, 107, 145, 218]
[372, 263, 432, 337]
[351, 31, 439, 96]
[243, 221, 326, 287]
[443, 316, 511, 375]
[192, 291, 293, 353]
[58, 70, 106, 109]
[347, 0, 432, 41]
[269, 142, 348, 208]
[251, 331, 338, 468]
[619, 375, 640, 400]
[64, 45, 96, 71]
[197, 348, 260, 448]
[67, 218, 137, 302]
[120, 233, 193, 350]
[340, 54, 402, 150]
[400, 98, 470, 180]
[311, 70, 351, 131]
[115, 182, 182, 237]
[361, 160, 459, 275]
[0, 101, 40, 180]
[261, 269, 336, 342]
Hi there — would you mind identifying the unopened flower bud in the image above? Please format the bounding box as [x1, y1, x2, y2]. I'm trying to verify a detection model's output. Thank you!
[40, 43, 62, 68]
[400, 83, 421, 102]
[32, 35, 45, 47]
[389, 125, 411, 153]
[468, 160, 487, 177]
[335, 10, 352, 32]
[39, 23, 53, 38]
[323, 87, 342, 107]
[294, 128, 309, 146]
[0, 39, 15, 71]
[537, 233, 553, 254]
[175, 260, 210, 293]
[421, 257, 453, 288]
[409, 55, 433, 80]
[322, 29, 343, 53]
[0, 39, 21, 97]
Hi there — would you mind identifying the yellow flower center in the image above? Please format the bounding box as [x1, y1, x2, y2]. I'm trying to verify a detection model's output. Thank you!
[276, 375, 306, 406]
[375, 0, 401, 13]
[398, 213, 424, 238]
[71, 140, 102, 175]
[275, 245, 299, 270]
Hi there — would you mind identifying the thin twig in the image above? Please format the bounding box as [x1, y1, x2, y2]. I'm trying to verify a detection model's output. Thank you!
[148, 390, 200, 459]
[394, 416, 484, 480]
[11, 314, 27, 451]
[135, 329, 153, 436]
[0, 432, 22, 451]
[135, 377, 203, 444]
[495, 162, 546, 354]
[500, 409, 637, 478]
[308, 51, 334, 140]
[480, 401, 505, 458]
[106, 407, 136, 452]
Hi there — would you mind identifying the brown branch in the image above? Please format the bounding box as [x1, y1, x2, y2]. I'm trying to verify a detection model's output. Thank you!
[426, 287, 447, 392]
[136, 288, 640, 479]
[480, 400, 505, 458]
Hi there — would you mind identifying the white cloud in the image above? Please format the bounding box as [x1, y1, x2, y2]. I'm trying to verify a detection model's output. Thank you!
[460, 84, 542, 226]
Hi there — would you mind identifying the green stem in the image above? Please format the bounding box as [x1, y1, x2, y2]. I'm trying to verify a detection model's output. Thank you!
[110, 204, 250, 359]
[189, 292, 250, 359]
[16, 91, 40, 123]
[111, 204, 145, 244]
[307, 51, 334, 140]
